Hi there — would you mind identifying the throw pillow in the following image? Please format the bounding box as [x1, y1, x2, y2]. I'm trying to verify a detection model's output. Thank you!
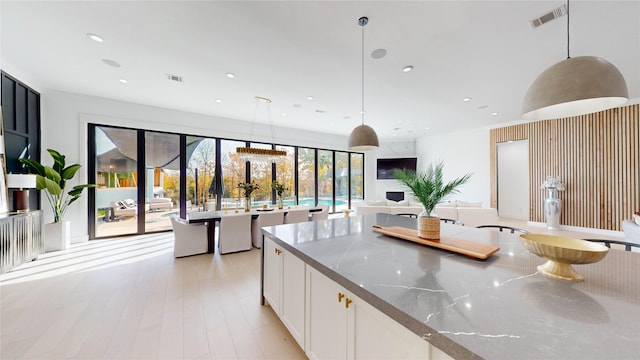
[634, 212, 640, 226]
[436, 201, 457, 208]
[367, 200, 387, 206]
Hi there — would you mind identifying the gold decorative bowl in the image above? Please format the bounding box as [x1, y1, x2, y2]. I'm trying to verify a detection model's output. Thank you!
[519, 234, 609, 281]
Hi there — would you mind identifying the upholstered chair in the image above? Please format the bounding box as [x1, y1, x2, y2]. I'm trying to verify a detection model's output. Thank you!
[311, 205, 329, 221]
[170, 215, 208, 257]
[284, 208, 310, 224]
[251, 212, 285, 248]
[219, 213, 252, 254]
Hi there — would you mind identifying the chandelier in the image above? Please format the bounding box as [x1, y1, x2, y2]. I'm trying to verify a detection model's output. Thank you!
[236, 96, 287, 163]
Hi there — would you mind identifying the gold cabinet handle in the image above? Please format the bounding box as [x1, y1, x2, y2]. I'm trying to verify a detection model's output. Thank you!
[345, 298, 352, 309]
[338, 292, 345, 303]
[275, 248, 282, 255]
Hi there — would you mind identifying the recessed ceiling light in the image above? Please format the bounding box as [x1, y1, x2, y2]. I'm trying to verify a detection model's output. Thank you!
[119, 79, 128, 84]
[307, 96, 314, 100]
[463, 97, 472, 102]
[371, 48, 387, 59]
[102, 59, 121, 67]
[397, 120, 403, 123]
[87, 33, 103, 43]
[402, 66, 414, 72]
[226, 73, 235, 79]
[491, 112, 499, 116]
[424, 127, 430, 130]
[215, 99, 222, 103]
[281, 112, 287, 116]
[393, 133, 397, 136]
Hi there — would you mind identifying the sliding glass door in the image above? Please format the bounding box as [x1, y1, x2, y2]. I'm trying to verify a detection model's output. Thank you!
[93, 126, 139, 238]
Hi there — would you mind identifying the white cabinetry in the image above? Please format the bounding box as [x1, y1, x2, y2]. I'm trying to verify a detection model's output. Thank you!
[263, 237, 306, 348]
[305, 266, 432, 360]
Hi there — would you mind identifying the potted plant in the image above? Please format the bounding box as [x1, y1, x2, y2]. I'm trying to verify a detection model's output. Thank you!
[238, 181, 260, 212]
[394, 162, 471, 240]
[19, 149, 96, 251]
[272, 180, 287, 209]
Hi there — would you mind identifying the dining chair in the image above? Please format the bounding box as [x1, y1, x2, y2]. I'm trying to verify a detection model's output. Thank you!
[582, 238, 640, 252]
[219, 213, 252, 254]
[285, 208, 310, 224]
[252, 211, 285, 248]
[440, 218, 464, 226]
[476, 225, 530, 234]
[170, 215, 209, 257]
[310, 205, 329, 221]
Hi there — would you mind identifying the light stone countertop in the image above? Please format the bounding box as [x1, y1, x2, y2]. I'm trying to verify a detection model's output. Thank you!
[263, 213, 640, 360]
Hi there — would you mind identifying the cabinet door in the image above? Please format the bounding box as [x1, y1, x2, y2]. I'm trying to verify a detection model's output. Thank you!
[263, 237, 282, 315]
[281, 250, 306, 348]
[350, 296, 431, 359]
[306, 267, 348, 360]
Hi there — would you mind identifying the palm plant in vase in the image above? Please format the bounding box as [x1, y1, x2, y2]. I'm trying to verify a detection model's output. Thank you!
[394, 162, 471, 240]
[272, 180, 287, 209]
[238, 181, 259, 212]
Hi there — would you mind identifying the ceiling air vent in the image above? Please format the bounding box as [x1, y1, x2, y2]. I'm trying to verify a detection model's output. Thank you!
[530, 4, 567, 29]
[166, 74, 183, 82]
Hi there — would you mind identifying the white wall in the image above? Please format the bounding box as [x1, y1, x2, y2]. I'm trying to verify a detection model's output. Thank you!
[41, 90, 350, 242]
[369, 140, 417, 201]
[415, 128, 491, 207]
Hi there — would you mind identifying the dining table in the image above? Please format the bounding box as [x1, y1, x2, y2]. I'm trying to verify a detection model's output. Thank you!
[186, 205, 321, 253]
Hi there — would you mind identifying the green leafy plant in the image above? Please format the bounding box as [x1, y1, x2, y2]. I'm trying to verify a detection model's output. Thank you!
[393, 162, 472, 216]
[272, 180, 287, 196]
[238, 181, 260, 198]
[19, 149, 96, 223]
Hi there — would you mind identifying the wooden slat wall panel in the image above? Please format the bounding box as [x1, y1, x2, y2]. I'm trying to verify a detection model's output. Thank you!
[490, 104, 639, 231]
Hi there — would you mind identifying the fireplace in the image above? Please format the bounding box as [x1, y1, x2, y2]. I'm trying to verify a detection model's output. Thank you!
[386, 191, 404, 202]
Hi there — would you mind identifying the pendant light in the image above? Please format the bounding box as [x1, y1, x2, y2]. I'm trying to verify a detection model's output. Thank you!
[348, 16, 379, 151]
[521, 0, 628, 121]
[235, 96, 287, 163]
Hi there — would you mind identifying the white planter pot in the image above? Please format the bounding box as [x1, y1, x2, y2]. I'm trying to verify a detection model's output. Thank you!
[45, 221, 71, 252]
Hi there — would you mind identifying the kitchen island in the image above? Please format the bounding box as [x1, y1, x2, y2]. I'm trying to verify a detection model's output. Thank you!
[260, 214, 640, 359]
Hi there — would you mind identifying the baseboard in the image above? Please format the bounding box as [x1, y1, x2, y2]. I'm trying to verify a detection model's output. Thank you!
[526, 221, 624, 238]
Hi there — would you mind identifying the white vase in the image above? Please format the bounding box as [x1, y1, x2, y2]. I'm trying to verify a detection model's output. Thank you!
[45, 221, 71, 252]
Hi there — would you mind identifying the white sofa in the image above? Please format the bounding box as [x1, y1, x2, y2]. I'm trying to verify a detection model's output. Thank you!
[355, 199, 423, 216]
[433, 201, 498, 227]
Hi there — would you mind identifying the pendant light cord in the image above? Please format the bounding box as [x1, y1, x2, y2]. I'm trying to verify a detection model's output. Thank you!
[359, 17, 368, 126]
[566, 0, 570, 59]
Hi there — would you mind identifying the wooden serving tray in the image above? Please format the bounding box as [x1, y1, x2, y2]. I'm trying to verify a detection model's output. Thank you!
[372, 225, 500, 260]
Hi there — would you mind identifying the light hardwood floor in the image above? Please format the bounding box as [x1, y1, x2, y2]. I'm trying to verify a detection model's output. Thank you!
[0, 233, 306, 359]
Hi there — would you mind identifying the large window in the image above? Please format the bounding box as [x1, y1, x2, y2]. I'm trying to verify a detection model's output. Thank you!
[275, 145, 295, 205]
[187, 137, 216, 211]
[318, 150, 333, 209]
[221, 140, 246, 209]
[250, 143, 273, 206]
[89, 124, 365, 238]
[350, 153, 364, 207]
[335, 152, 349, 212]
[297, 148, 315, 206]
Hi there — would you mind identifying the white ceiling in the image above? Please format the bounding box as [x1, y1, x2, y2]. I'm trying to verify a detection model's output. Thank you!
[1, 1, 639, 141]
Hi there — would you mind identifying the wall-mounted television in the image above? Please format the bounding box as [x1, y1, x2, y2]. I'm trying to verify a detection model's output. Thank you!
[376, 158, 417, 179]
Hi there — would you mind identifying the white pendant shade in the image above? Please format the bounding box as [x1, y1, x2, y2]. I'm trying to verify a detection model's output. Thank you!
[522, 56, 628, 120]
[348, 124, 379, 151]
